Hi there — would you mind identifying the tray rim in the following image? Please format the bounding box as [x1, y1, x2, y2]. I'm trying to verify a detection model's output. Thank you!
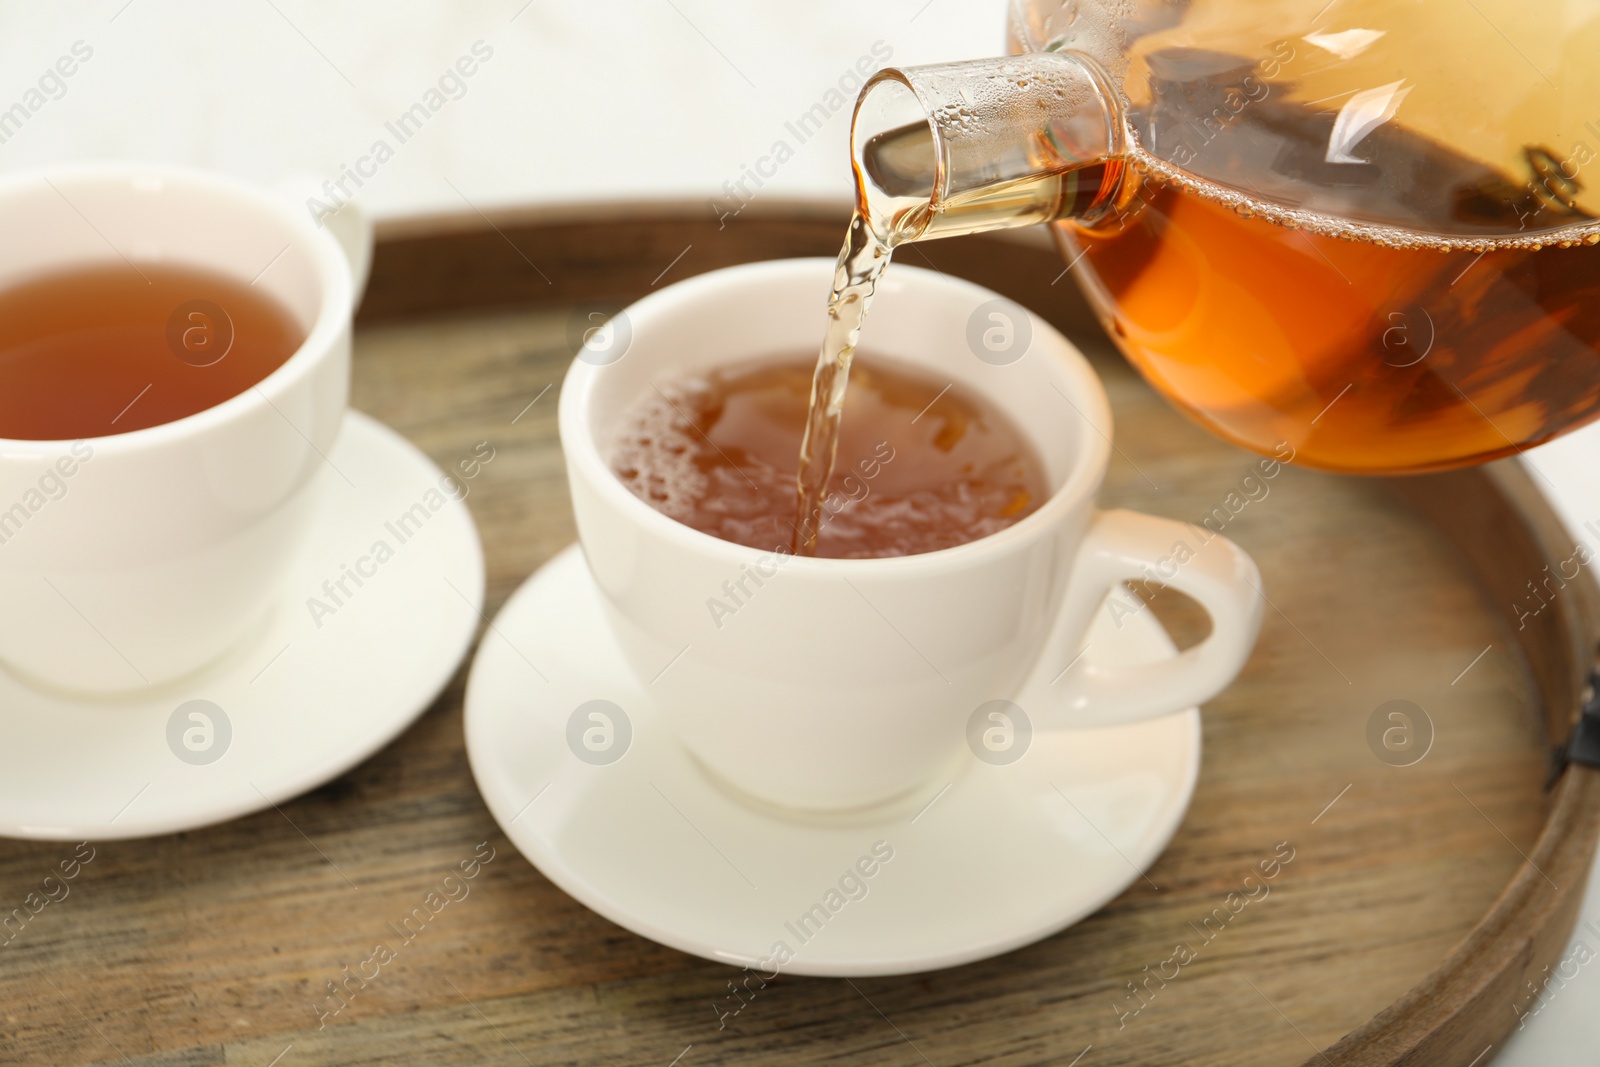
[360, 203, 1600, 1067]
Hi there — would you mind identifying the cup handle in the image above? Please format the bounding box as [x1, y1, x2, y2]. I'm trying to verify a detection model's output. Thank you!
[275, 172, 374, 305]
[1031, 508, 1264, 728]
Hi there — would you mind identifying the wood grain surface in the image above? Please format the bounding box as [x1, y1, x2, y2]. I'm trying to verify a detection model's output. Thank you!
[0, 209, 1595, 1067]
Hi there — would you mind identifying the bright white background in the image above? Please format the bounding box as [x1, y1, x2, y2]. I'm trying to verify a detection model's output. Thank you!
[0, 2, 1595, 1061]
[0, 0, 969, 216]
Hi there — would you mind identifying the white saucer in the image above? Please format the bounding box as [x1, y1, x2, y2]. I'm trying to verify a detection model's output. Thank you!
[465, 544, 1199, 977]
[0, 410, 484, 841]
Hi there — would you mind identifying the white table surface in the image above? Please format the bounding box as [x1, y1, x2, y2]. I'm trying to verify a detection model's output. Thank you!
[2, 1, 1596, 1060]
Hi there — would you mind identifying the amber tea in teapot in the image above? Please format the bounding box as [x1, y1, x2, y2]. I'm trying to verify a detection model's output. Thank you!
[821, 0, 1600, 477]
[1069, 95, 1600, 474]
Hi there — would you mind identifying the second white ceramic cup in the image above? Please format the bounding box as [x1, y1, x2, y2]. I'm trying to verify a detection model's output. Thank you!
[561, 258, 1263, 811]
[0, 165, 369, 693]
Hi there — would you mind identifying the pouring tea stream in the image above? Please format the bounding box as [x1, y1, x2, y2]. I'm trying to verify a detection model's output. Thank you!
[795, 0, 1600, 516]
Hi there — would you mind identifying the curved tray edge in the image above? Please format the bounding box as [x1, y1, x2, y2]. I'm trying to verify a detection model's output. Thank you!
[1314, 464, 1600, 1066]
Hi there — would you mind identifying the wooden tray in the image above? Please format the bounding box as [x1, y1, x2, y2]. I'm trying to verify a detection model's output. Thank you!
[2, 206, 1597, 1067]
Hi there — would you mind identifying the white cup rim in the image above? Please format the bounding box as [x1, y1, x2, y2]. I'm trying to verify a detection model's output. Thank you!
[0, 162, 352, 455]
[559, 257, 1114, 574]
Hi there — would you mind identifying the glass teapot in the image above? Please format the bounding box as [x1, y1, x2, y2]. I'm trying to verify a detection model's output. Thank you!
[848, 0, 1600, 473]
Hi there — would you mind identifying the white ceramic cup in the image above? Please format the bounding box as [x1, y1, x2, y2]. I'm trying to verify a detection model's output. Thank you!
[0, 164, 370, 693]
[561, 258, 1263, 811]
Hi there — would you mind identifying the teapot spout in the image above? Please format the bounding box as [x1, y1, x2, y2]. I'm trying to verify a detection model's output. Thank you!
[852, 51, 1133, 245]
